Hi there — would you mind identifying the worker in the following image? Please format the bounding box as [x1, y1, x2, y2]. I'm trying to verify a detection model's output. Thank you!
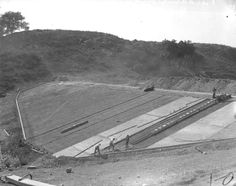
[125, 135, 130, 149]
[109, 138, 115, 152]
[94, 144, 101, 156]
[212, 87, 216, 98]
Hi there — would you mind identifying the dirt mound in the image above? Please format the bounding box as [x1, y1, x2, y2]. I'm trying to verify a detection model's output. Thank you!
[153, 77, 236, 95]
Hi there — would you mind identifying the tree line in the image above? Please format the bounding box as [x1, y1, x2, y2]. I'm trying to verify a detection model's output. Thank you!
[161, 39, 196, 58]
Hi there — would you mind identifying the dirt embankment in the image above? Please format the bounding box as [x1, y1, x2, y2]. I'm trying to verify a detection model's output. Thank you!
[1, 30, 236, 96]
[149, 77, 236, 95]
[54, 75, 236, 96]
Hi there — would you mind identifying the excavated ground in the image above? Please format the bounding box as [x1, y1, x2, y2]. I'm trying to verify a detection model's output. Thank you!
[2, 138, 236, 186]
[1, 80, 236, 186]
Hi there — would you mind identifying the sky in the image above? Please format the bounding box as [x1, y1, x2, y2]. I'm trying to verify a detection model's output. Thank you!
[0, 0, 236, 47]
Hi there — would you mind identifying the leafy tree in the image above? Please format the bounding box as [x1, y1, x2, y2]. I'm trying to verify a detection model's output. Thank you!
[0, 11, 29, 36]
[177, 40, 195, 57]
[161, 39, 195, 58]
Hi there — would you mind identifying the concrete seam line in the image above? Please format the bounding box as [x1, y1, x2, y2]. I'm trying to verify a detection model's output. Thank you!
[15, 90, 26, 140]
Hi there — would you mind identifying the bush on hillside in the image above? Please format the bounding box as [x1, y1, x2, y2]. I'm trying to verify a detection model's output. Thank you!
[161, 39, 195, 58]
[1, 135, 33, 167]
[0, 53, 51, 93]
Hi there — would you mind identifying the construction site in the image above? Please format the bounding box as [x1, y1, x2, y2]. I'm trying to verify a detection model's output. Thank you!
[1, 80, 236, 186]
[17, 81, 233, 156]
[0, 1, 236, 184]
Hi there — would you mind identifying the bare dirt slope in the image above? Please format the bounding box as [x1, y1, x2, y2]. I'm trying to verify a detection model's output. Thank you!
[1, 30, 236, 95]
[3, 139, 236, 186]
[153, 77, 236, 95]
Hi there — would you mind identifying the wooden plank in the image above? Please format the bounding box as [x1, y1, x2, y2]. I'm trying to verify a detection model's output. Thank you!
[5, 175, 55, 186]
[60, 121, 88, 134]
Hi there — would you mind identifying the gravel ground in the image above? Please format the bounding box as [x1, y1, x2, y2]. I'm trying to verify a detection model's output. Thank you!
[1, 139, 236, 186]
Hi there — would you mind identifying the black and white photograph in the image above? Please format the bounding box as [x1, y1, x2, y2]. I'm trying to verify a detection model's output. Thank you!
[0, 0, 236, 185]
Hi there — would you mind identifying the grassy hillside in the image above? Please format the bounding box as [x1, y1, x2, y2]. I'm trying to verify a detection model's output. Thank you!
[0, 29, 236, 94]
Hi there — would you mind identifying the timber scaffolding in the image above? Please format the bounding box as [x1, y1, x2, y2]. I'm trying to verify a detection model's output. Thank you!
[91, 94, 232, 157]
[130, 98, 217, 145]
[117, 94, 232, 147]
